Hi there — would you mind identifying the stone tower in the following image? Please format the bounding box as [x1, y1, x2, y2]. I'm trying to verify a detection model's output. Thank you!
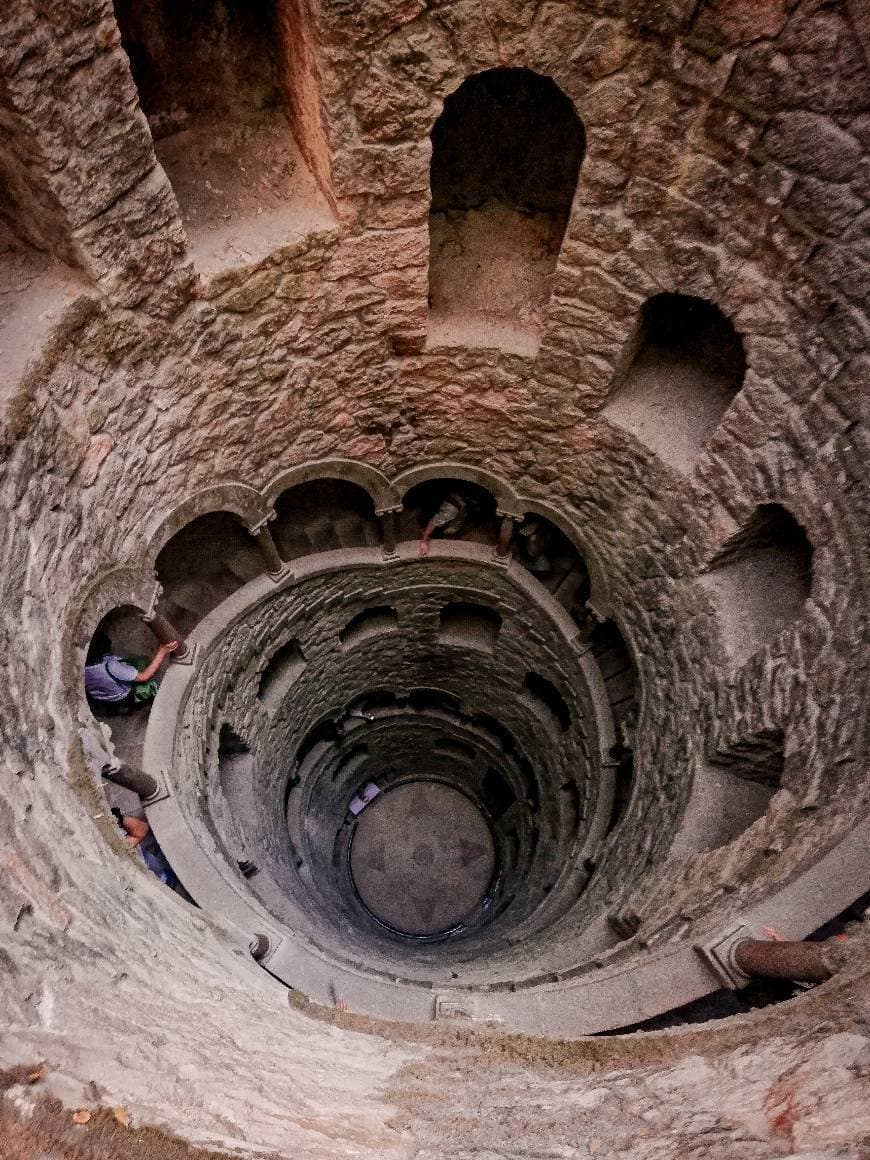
[1, 1, 868, 1156]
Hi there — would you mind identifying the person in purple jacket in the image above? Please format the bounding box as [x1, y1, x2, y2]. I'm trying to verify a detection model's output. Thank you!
[84, 641, 177, 712]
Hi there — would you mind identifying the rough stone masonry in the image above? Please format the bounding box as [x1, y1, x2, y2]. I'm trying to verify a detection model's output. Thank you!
[0, 0, 868, 1157]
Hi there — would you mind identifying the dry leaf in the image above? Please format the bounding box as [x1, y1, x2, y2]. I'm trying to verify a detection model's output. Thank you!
[25, 1066, 45, 1084]
[112, 1106, 130, 1127]
[72, 1109, 92, 1125]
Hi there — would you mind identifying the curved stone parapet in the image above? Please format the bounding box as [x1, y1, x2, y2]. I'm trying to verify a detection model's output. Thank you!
[142, 541, 622, 1014]
[135, 535, 869, 1034]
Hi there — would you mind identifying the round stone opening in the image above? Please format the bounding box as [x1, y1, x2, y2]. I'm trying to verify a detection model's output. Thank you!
[349, 781, 497, 937]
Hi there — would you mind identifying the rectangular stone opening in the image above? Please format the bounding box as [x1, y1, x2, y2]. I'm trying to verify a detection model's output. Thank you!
[257, 639, 306, 708]
[112, 0, 334, 276]
[439, 601, 501, 654]
[339, 606, 399, 650]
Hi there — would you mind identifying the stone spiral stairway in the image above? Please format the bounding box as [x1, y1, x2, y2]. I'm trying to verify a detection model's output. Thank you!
[81, 472, 868, 1041]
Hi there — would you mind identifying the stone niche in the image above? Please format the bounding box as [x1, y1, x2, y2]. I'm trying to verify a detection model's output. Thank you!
[700, 504, 814, 665]
[112, 0, 334, 274]
[427, 67, 585, 354]
[603, 293, 747, 474]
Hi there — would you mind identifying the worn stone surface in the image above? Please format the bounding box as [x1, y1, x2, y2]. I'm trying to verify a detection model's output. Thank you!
[0, 0, 868, 1155]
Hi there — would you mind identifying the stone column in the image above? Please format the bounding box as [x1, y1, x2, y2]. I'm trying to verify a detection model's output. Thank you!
[377, 506, 402, 558]
[733, 938, 837, 983]
[144, 611, 189, 660]
[249, 517, 284, 577]
[102, 762, 159, 801]
[496, 514, 519, 559]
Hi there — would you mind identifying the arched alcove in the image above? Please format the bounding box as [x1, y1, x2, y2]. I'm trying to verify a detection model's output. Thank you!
[257, 639, 306, 708]
[522, 672, 571, 733]
[408, 689, 462, 716]
[512, 512, 591, 618]
[482, 767, 516, 819]
[84, 605, 155, 715]
[670, 764, 777, 856]
[112, 0, 333, 272]
[271, 479, 381, 561]
[399, 478, 500, 547]
[671, 729, 785, 855]
[112, 0, 283, 137]
[144, 483, 269, 570]
[580, 618, 640, 739]
[439, 601, 502, 654]
[428, 68, 585, 352]
[266, 460, 395, 513]
[83, 604, 163, 767]
[339, 606, 399, 650]
[218, 724, 254, 807]
[701, 504, 814, 664]
[603, 293, 747, 473]
[154, 511, 264, 634]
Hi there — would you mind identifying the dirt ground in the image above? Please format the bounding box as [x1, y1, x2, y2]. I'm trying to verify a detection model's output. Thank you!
[427, 201, 567, 354]
[155, 114, 333, 278]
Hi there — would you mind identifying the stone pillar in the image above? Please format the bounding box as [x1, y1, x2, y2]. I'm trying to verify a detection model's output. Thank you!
[733, 938, 837, 984]
[101, 762, 159, 801]
[144, 611, 189, 660]
[377, 506, 402, 557]
[249, 518, 284, 577]
[496, 514, 518, 559]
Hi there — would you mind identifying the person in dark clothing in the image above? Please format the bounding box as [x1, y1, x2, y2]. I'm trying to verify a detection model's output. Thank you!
[113, 808, 179, 890]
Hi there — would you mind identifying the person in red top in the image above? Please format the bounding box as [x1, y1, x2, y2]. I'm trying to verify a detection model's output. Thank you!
[418, 492, 467, 556]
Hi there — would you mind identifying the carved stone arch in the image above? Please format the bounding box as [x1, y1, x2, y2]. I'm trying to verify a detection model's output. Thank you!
[144, 484, 270, 572]
[263, 459, 397, 513]
[514, 496, 611, 618]
[428, 66, 588, 193]
[64, 563, 158, 700]
[70, 564, 158, 652]
[392, 463, 520, 514]
[602, 289, 747, 475]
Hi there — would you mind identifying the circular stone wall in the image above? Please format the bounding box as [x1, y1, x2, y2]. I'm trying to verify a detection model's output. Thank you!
[141, 546, 628, 1019]
[1, 0, 869, 1155]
